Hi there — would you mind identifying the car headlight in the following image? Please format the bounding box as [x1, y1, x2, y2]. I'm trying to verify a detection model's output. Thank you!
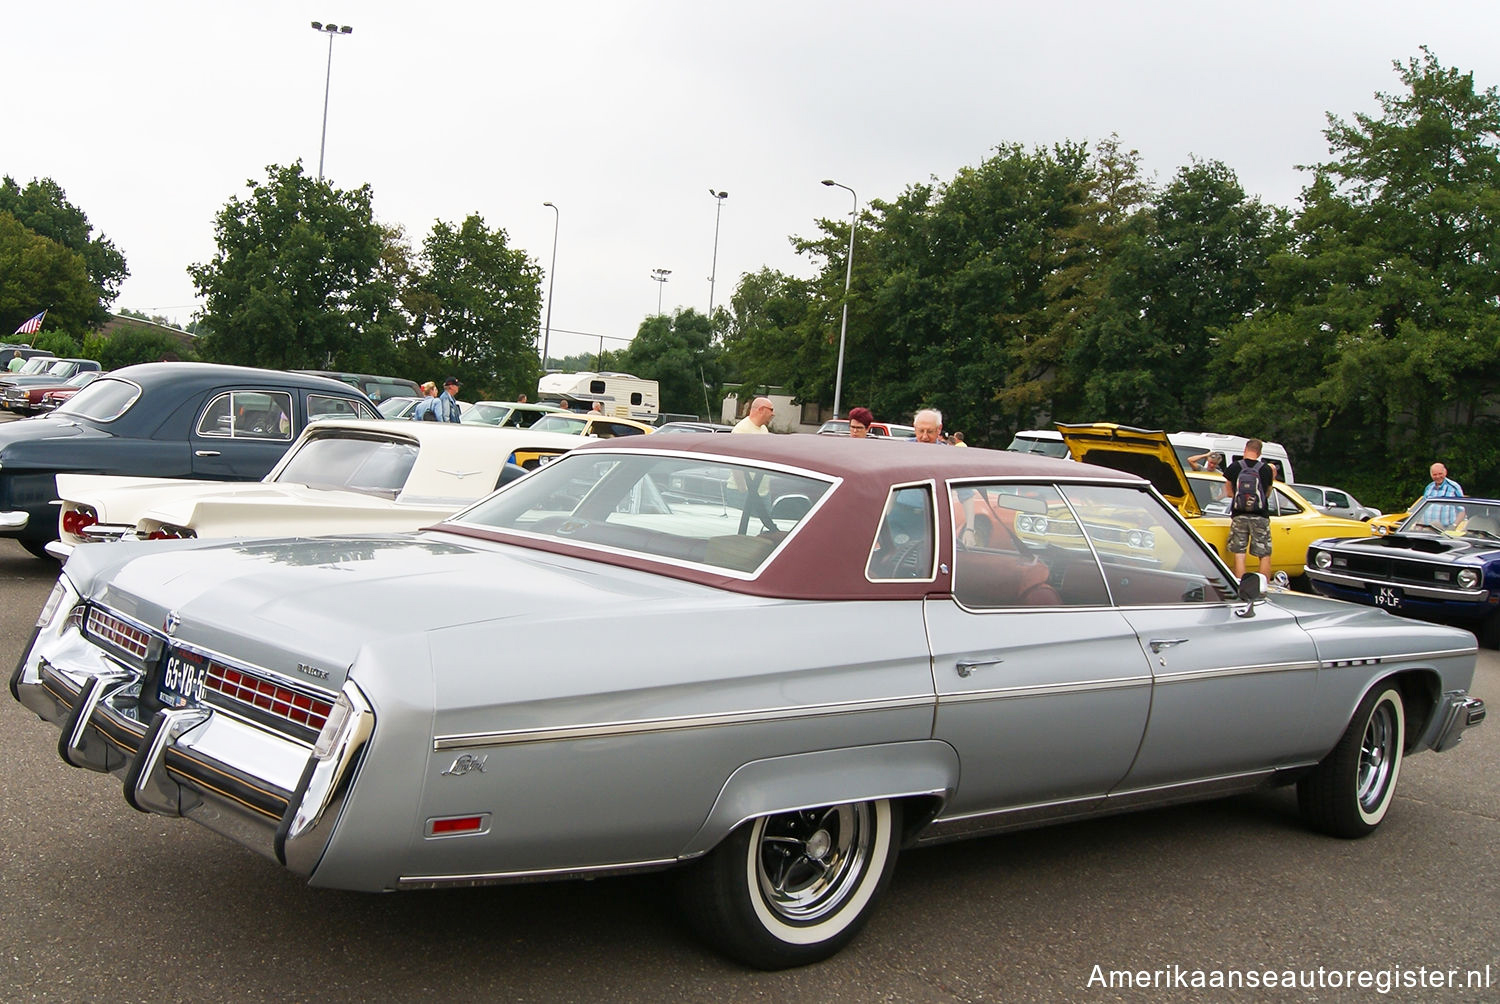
[1126, 529, 1154, 550]
[1457, 568, 1480, 589]
[1312, 550, 1332, 570]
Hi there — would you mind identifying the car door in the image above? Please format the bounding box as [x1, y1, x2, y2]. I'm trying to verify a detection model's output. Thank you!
[1056, 480, 1324, 789]
[925, 482, 1154, 816]
[189, 388, 296, 479]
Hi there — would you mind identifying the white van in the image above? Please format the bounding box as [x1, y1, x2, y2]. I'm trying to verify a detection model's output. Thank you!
[1167, 431, 1294, 483]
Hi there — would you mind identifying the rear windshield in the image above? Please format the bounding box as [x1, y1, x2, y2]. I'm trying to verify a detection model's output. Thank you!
[451, 451, 833, 575]
[54, 377, 141, 422]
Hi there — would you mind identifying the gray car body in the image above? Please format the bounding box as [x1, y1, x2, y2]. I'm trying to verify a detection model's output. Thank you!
[10, 439, 1484, 896]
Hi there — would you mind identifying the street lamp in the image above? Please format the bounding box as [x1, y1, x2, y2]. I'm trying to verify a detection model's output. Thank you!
[310, 21, 354, 182]
[822, 178, 858, 418]
[707, 189, 728, 323]
[541, 201, 559, 369]
[650, 268, 671, 315]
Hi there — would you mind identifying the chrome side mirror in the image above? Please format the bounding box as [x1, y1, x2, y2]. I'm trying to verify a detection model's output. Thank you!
[1235, 572, 1268, 617]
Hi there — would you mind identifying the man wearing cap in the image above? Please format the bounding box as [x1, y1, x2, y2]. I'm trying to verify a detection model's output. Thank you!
[436, 377, 463, 423]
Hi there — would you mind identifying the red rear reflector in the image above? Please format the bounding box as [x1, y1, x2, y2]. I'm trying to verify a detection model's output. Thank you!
[429, 816, 485, 836]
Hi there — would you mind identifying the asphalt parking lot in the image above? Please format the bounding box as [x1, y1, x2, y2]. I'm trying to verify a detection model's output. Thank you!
[0, 538, 1496, 1003]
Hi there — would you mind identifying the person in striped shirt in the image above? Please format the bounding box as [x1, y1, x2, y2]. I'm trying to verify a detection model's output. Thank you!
[1422, 462, 1464, 529]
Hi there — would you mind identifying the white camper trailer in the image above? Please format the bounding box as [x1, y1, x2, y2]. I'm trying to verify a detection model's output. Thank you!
[537, 371, 660, 421]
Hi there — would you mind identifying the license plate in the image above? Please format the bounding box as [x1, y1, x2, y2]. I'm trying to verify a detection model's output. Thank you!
[1373, 584, 1404, 609]
[159, 649, 209, 707]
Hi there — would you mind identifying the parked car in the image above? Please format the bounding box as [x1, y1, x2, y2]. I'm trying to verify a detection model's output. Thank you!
[817, 419, 916, 438]
[0, 363, 379, 558]
[11, 436, 1485, 969]
[529, 411, 655, 438]
[0, 357, 101, 402]
[459, 401, 564, 429]
[1289, 483, 1382, 521]
[376, 396, 472, 421]
[34, 372, 100, 414]
[1005, 429, 1070, 458]
[52, 420, 588, 556]
[2, 369, 102, 415]
[1306, 495, 1500, 646]
[1370, 497, 1421, 535]
[293, 370, 421, 404]
[654, 421, 733, 434]
[1056, 423, 1374, 582]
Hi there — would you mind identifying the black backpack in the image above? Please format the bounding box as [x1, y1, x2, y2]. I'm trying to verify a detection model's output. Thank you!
[1232, 460, 1266, 514]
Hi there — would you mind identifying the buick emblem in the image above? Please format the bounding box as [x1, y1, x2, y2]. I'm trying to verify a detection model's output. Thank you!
[163, 610, 181, 635]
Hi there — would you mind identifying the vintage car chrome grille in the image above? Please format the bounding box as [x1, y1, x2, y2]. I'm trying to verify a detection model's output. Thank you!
[1337, 552, 1471, 587]
[205, 660, 335, 731]
[84, 606, 155, 660]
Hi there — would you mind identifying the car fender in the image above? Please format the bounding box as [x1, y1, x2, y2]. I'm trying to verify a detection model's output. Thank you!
[677, 740, 959, 858]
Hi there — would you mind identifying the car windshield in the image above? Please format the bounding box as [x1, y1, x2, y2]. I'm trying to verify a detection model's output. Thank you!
[378, 396, 418, 419]
[44, 360, 77, 376]
[15, 357, 52, 375]
[1402, 497, 1499, 538]
[66, 371, 99, 388]
[54, 377, 140, 421]
[451, 451, 834, 574]
[1005, 434, 1069, 458]
[530, 413, 591, 435]
[275, 434, 419, 498]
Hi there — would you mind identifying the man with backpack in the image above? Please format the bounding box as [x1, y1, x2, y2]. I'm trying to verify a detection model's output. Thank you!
[1221, 439, 1277, 580]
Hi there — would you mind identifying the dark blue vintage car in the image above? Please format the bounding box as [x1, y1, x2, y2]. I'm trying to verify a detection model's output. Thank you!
[1305, 495, 1500, 646]
[0, 363, 378, 558]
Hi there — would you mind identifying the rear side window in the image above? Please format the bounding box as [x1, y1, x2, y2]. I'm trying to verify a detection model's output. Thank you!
[198, 391, 293, 440]
[867, 484, 936, 581]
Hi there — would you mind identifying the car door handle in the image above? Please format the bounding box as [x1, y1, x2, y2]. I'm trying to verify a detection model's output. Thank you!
[956, 657, 1004, 678]
[1148, 638, 1189, 653]
[194, 450, 220, 457]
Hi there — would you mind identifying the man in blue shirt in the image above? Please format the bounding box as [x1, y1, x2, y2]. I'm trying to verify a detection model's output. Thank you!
[435, 377, 463, 423]
[1422, 462, 1464, 528]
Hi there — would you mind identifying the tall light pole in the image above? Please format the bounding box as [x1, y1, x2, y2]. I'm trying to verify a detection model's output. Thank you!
[707, 189, 728, 323]
[310, 21, 353, 182]
[822, 179, 858, 418]
[541, 201, 559, 369]
[650, 268, 671, 315]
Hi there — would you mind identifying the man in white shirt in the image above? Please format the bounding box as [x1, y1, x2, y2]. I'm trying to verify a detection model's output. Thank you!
[732, 397, 774, 433]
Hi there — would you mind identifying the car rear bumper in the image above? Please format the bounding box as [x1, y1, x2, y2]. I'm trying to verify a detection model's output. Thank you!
[10, 590, 374, 878]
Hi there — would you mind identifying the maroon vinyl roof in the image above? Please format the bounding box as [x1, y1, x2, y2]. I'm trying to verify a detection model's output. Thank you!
[444, 435, 1146, 600]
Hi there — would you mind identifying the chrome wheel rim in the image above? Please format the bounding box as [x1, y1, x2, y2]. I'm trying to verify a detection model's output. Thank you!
[754, 804, 872, 924]
[1357, 700, 1398, 812]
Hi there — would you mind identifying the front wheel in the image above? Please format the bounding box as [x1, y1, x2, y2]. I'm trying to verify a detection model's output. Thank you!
[1297, 685, 1405, 838]
[677, 799, 901, 969]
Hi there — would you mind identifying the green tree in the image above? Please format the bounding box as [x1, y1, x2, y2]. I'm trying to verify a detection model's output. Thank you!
[83, 328, 198, 368]
[1210, 49, 1500, 504]
[413, 214, 542, 400]
[189, 162, 408, 372]
[0, 176, 128, 325]
[1067, 159, 1287, 430]
[0, 213, 99, 336]
[615, 308, 724, 417]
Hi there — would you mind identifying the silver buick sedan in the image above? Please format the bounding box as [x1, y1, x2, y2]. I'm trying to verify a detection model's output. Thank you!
[10, 435, 1486, 969]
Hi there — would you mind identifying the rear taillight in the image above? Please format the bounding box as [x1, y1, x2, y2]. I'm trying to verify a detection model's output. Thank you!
[61, 507, 98, 538]
[147, 525, 196, 540]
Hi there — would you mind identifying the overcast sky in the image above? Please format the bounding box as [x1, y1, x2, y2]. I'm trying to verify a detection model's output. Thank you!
[7, 2, 1499, 361]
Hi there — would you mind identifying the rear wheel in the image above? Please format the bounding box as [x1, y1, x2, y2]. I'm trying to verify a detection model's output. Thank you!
[678, 799, 900, 969]
[1298, 685, 1405, 837]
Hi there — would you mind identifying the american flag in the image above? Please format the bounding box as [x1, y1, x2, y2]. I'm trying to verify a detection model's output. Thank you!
[13, 311, 46, 336]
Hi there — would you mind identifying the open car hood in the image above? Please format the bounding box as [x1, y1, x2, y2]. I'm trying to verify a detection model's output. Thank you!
[1056, 423, 1200, 516]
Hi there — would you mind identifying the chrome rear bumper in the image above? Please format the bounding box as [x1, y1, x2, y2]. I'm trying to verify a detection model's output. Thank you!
[11, 595, 373, 877]
[1432, 690, 1486, 752]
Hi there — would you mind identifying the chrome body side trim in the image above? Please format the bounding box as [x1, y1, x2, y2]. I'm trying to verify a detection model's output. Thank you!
[397, 856, 680, 890]
[433, 693, 935, 750]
